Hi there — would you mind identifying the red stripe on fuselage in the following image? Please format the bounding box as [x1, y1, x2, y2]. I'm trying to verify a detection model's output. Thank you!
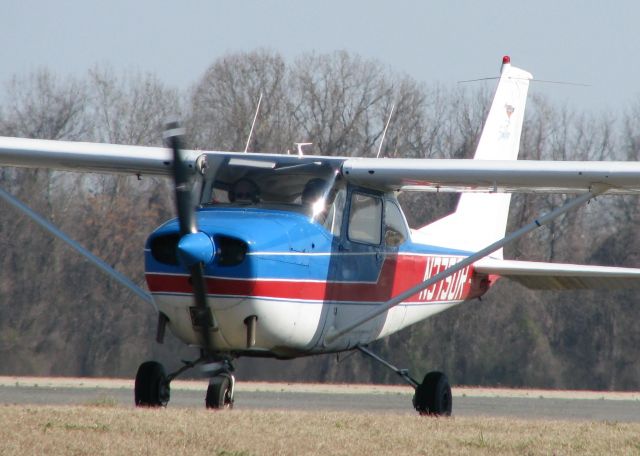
[146, 254, 490, 304]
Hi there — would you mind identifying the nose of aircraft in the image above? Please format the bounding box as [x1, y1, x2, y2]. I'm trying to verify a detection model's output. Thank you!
[176, 232, 216, 266]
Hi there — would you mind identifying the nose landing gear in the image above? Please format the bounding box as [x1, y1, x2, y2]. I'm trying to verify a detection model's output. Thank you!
[203, 360, 235, 409]
[134, 357, 236, 409]
[206, 373, 235, 409]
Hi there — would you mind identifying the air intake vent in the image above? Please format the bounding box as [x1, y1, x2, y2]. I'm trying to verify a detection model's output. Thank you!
[215, 235, 247, 266]
[150, 233, 180, 265]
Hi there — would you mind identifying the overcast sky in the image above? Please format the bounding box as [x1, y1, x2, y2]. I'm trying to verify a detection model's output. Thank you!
[2, 1, 638, 114]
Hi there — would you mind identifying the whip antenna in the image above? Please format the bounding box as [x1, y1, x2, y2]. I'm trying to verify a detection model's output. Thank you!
[376, 103, 395, 158]
[244, 92, 263, 153]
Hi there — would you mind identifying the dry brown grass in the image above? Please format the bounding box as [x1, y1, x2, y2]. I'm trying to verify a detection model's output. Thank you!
[1, 405, 639, 456]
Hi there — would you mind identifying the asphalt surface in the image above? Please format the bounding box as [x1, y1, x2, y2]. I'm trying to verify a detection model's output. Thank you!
[0, 379, 639, 422]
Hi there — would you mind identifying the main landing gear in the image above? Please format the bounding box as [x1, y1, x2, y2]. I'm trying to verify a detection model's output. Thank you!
[356, 345, 452, 416]
[134, 358, 235, 409]
[134, 361, 170, 407]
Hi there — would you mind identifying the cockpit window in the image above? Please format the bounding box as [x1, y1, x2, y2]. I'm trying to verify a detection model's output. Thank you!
[348, 192, 382, 245]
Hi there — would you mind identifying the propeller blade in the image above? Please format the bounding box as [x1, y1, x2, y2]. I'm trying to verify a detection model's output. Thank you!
[164, 123, 218, 354]
[165, 123, 197, 236]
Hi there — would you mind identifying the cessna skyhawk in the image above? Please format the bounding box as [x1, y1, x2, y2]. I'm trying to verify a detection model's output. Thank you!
[2, 56, 640, 415]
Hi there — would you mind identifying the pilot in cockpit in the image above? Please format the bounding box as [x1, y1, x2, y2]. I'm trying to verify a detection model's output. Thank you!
[229, 178, 261, 204]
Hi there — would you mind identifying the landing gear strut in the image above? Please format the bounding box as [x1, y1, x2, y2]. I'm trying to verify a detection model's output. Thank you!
[134, 357, 235, 409]
[356, 345, 452, 416]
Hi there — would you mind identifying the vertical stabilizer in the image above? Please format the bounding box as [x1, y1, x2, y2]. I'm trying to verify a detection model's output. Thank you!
[414, 57, 532, 257]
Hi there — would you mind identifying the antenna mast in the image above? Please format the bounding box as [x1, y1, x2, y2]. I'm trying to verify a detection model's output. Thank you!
[244, 92, 263, 153]
[376, 104, 395, 158]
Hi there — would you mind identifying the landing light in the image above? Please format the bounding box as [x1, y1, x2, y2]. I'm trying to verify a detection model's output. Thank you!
[228, 158, 276, 169]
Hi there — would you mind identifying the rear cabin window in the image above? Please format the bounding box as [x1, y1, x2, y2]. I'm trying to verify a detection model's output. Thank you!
[348, 192, 382, 244]
[384, 200, 409, 247]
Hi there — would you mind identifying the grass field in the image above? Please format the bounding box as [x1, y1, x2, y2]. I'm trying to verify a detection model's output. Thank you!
[2, 404, 640, 456]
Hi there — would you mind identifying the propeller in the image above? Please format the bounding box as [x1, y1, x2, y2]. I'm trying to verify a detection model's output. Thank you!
[164, 122, 217, 356]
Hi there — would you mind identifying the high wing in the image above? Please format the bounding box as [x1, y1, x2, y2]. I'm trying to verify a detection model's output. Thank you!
[0, 136, 345, 177]
[474, 257, 640, 290]
[341, 158, 640, 194]
[0, 136, 177, 175]
[4, 136, 640, 195]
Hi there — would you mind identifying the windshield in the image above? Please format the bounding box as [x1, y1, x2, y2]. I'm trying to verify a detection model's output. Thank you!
[201, 156, 343, 222]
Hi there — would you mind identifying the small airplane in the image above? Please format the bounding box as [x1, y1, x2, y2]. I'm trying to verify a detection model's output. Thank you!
[3, 56, 640, 416]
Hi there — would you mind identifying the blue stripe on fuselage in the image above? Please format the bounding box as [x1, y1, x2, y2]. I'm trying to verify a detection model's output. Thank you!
[144, 206, 473, 281]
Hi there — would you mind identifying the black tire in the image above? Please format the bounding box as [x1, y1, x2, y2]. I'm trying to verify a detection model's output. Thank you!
[412, 371, 452, 416]
[134, 361, 170, 407]
[205, 375, 233, 409]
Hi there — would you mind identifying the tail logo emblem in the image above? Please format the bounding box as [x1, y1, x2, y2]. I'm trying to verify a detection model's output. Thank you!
[505, 104, 515, 119]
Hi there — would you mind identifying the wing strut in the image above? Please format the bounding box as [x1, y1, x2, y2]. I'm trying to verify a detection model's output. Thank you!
[0, 186, 156, 309]
[324, 189, 602, 346]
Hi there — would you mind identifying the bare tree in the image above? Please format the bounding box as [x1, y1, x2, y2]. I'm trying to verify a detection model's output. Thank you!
[0, 69, 89, 140]
[188, 49, 439, 160]
[0, 67, 183, 378]
[87, 66, 181, 146]
[289, 51, 393, 156]
[189, 49, 291, 152]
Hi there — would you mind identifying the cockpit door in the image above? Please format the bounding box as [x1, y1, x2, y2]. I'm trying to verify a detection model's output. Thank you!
[320, 187, 385, 348]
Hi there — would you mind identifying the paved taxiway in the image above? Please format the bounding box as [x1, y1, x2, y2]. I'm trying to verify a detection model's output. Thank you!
[0, 377, 638, 422]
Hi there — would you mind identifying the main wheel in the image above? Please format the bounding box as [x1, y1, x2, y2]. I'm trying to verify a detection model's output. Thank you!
[413, 371, 452, 416]
[134, 361, 170, 407]
[205, 374, 234, 409]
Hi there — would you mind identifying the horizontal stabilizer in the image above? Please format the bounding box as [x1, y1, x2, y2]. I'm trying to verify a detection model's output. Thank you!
[475, 258, 640, 290]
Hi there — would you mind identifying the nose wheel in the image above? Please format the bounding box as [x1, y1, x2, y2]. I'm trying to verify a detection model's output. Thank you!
[206, 373, 235, 409]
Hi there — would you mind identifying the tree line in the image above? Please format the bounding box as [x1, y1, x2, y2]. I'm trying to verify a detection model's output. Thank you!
[1, 49, 639, 390]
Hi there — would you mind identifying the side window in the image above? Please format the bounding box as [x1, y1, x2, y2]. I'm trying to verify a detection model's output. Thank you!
[384, 201, 408, 247]
[348, 192, 382, 244]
